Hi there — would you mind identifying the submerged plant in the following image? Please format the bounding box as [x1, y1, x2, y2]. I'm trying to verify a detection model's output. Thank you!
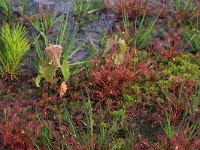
[0, 24, 30, 80]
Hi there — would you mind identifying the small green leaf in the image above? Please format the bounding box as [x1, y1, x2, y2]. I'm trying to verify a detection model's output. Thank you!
[36, 74, 43, 87]
[113, 53, 124, 65]
[87, 9, 100, 14]
[104, 38, 115, 57]
[61, 61, 70, 81]
[118, 39, 127, 54]
[39, 62, 57, 82]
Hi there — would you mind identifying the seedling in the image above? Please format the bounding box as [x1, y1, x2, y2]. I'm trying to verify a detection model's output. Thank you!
[0, 24, 30, 80]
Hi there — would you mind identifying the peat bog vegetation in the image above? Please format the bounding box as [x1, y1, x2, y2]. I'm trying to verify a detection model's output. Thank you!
[0, 0, 199, 149]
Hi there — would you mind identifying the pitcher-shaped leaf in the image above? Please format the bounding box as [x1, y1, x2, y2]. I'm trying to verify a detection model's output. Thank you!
[103, 37, 115, 56]
[118, 38, 128, 54]
[45, 44, 63, 67]
[112, 53, 124, 65]
[39, 62, 57, 82]
[61, 61, 70, 81]
[36, 74, 43, 87]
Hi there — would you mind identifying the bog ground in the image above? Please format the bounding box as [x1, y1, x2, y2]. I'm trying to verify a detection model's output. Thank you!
[0, 0, 199, 150]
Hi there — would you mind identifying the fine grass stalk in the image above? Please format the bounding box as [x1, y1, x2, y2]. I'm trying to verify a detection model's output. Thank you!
[181, 26, 200, 52]
[121, 2, 130, 33]
[73, 0, 91, 19]
[41, 127, 54, 150]
[0, 0, 12, 18]
[65, 109, 79, 138]
[64, 98, 94, 147]
[133, 13, 159, 50]
[188, 118, 200, 140]
[82, 97, 94, 141]
[192, 87, 200, 115]
[161, 111, 174, 140]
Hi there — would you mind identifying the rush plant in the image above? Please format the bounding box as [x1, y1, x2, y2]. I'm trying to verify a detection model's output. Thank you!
[0, 0, 12, 19]
[0, 24, 30, 80]
[73, 0, 104, 19]
[162, 112, 174, 140]
[73, 0, 91, 19]
[132, 13, 159, 50]
[115, 12, 158, 50]
[29, 3, 57, 35]
[181, 20, 200, 53]
[33, 13, 83, 63]
[172, 0, 197, 24]
[18, 0, 32, 15]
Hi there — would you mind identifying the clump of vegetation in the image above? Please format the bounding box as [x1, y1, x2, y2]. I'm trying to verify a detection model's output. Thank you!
[155, 30, 190, 61]
[84, 49, 146, 101]
[29, 3, 56, 34]
[36, 44, 70, 97]
[173, 0, 198, 25]
[166, 53, 200, 81]
[0, 24, 30, 80]
[105, 0, 154, 18]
